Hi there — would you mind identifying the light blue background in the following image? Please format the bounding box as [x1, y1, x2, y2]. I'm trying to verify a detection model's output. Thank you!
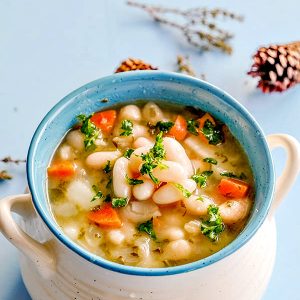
[0, 0, 299, 299]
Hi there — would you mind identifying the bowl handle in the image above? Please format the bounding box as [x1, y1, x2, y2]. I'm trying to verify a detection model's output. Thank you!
[0, 193, 56, 277]
[267, 134, 300, 216]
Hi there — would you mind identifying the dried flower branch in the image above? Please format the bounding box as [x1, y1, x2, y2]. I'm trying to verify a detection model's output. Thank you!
[0, 170, 12, 181]
[0, 156, 26, 181]
[127, 1, 243, 54]
[177, 55, 196, 76]
[1, 157, 26, 164]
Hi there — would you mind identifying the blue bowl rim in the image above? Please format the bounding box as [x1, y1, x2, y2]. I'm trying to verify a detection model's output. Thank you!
[27, 71, 275, 276]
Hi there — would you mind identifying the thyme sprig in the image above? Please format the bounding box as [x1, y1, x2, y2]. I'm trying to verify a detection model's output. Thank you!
[127, 1, 243, 54]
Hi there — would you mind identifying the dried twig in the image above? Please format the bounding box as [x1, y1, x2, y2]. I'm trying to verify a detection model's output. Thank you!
[177, 55, 196, 76]
[127, 1, 243, 54]
[1, 156, 26, 164]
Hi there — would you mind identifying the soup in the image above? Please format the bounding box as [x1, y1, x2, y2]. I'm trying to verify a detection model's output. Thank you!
[47, 101, 254, 268]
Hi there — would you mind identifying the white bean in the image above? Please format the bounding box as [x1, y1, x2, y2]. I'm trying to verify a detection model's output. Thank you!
[184, 136, 216, 158]
[133, 137, 154, 149]
[156, 226, 185, 241]
[132, 124, 150, 138]
[133, 178, 155, 201]
[147, 160, 188, 183]
[59, 144, 74, 161]
[219, 199, 251, 225]
[63, 223, 80, 240]
[113, 157, 132, 199]
[120, 201, 161, 223]
[106, 229, 125, 245]
[142, 102, 164, 124]
[119, 104, 142, 121]
[85, 225, 104, 247]
[66, 180, 94, 210]
[86, 150, 121, 169]
[66, 130, 85, 151]
[163, 239, 192, 260]
[152, 179, 196, 205]
[183, 195, 214, 216]
[53, 202, 78, 218]
[184, 220, 201, 235]
[128, 146, 151, 174]
[163, 137, 194, 176]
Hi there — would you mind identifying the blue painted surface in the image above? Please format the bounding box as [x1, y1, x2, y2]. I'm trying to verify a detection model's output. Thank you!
[0, 0, 299, 298]
[27, 71, 275, 276]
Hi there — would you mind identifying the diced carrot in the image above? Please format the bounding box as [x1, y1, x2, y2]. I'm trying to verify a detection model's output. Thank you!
[90, 110, 117, 134]
[218, 178, 250, 198]
[47, 161, 75, 179]
[87, 204, 122, 228]
[197, 113, 216, 143]
[168, 115, 187, 141]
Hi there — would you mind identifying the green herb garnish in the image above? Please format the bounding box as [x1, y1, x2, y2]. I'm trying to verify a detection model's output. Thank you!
[155, 121, 174, 133]
[220, 171, 247, 180]
[203, 157, 217, 165]
[91, 185, 104, 202]
[140, 132, 166, 184]
[126, 175, 144, 186]
[120, 120, 133, 136]
[173, 183, 191, 198]
[103, 160, 112, 174]
[192, 170, 213, 188]
[187, 119, 199, 136]
[123, 148, 134, 159]
[201, 120, 223, 145]
[77, 114, 99, 150]
[112, 197, 128, 208]
[137, 219, 157, 240]
[200, 205, 224, 242]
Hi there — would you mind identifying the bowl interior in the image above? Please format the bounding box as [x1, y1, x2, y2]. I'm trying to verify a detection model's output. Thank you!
[27, 71, 274, 276]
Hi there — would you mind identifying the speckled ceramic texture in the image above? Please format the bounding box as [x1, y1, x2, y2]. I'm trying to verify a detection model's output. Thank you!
[27, 71, 274, 276]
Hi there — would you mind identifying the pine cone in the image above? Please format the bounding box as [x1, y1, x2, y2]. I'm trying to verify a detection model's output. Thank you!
[248, 42, 300, 93]
[115, 58, 158, 73]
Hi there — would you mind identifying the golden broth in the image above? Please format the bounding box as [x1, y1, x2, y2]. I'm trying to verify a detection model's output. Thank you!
[47, 101, 254, 268]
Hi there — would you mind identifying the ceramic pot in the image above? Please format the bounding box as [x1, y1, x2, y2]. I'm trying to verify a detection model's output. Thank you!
[0, 72, 299, 300]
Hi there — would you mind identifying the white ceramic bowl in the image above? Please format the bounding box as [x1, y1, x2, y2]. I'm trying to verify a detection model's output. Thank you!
[0, 72, 299, 300]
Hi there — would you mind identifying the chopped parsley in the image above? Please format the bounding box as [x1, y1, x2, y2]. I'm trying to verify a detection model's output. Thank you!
[203, 157, 218, 165]
[126, 175, 144, 186]
[173, 183, 191, 198]
[91, 185, 104, 202]
[192, 170, 213, 188]
[155, 121, 174, 133]
[111, 197, 128, 208]
[120, 120, 133, 136]
[200, 205, 224, 242]
[103, 160, 112, 174]
[140, 132, 166, 184]
[77, 114, 99, 150]
[187, 119, 200, 136]
[201, 120, 224, 145]
[123, 148, 134, 159]
[137, 219, 157, 240]
[220, 171, 247, 180]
